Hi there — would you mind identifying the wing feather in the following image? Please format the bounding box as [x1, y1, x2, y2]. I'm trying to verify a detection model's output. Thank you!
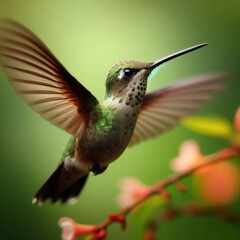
[0, 19, 98, 137]
[128, 73, 227, 146]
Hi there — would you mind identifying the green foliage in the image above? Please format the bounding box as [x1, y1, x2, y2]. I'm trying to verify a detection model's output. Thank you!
[181, 116, 233, 140]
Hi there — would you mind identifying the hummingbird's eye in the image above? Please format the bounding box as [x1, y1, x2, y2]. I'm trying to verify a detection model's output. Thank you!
[123, 68, 136, 78]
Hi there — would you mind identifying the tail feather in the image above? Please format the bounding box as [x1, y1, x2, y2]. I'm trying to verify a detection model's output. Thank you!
[33, 162, 89, 204]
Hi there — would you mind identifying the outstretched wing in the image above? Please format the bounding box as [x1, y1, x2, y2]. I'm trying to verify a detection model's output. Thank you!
[128, 73, 227, 146]
[0, 19, 98, 137]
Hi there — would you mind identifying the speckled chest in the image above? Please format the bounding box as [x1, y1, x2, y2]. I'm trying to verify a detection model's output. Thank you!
[77, 75, 148, 167]
[118, 74, 148, 136]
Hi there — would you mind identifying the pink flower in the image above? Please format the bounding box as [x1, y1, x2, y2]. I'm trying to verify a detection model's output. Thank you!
[58, 217, 99, 240]
[117, 177, 151, 208]
[171, 140, 240, 206]
[198, 162, 240, 206]
[171, 140, 206, 173]
[234, 107, 240, 134]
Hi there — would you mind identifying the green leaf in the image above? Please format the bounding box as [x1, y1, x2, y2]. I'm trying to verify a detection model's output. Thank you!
[181, 116, 233, 139]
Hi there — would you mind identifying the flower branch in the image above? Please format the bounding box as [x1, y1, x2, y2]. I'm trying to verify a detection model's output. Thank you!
[59, 146, 240, 240]
[100, 147, 240, 229]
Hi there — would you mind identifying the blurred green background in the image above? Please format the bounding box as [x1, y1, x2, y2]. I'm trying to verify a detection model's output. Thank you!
[0, 0, 239, 239]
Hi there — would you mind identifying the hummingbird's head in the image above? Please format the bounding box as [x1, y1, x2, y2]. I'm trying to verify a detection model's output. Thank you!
[105, 60, 152, 99]
[105, 43, 208, 104]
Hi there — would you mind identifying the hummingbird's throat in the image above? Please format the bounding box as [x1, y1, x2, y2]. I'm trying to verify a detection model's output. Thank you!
[123, 75, 148, 108]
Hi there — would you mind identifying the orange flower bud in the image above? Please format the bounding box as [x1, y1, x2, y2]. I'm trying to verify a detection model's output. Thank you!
[198, 162, 240, 206]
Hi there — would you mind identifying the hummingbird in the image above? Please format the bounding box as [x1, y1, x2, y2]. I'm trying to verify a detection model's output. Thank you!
[0, 19, 226, 204]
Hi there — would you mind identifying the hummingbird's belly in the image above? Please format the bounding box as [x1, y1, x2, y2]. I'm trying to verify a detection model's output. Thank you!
[76, 105, 140, 170]
[77, 128, 131, 169]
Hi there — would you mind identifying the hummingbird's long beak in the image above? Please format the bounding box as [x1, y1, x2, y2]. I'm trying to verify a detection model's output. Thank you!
[148, 43, 208, 69]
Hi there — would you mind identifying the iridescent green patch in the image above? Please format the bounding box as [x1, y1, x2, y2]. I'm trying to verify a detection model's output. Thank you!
[60, 135, 75, 161]
[94, 105, 117, 133]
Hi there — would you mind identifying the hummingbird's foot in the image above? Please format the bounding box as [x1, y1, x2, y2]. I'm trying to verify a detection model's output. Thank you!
[91, 162, 108, 175]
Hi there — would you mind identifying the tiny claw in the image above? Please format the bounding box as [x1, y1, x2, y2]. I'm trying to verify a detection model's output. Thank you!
[90, 162, 108, 175]
[109, 214, 126, 230]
